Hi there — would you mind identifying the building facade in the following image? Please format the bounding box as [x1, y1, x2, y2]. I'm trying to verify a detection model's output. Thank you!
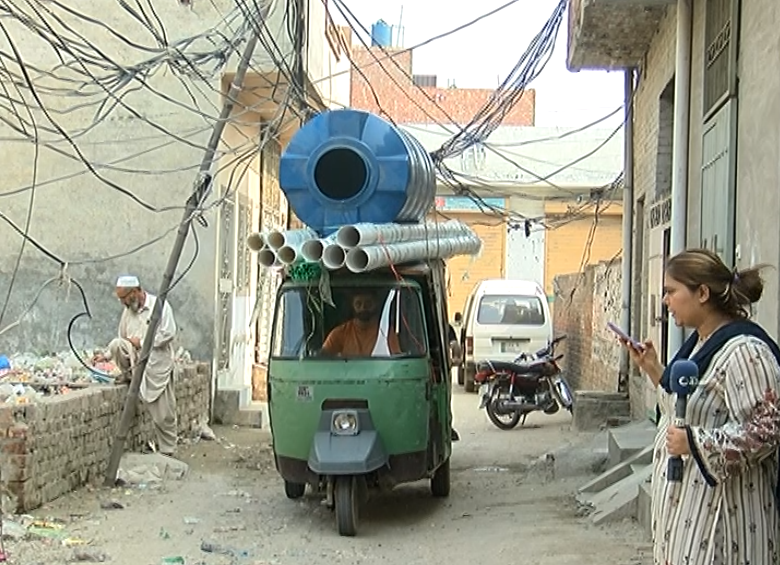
[0, 1, 351, 415]
[348, 43, 625, 320]
[569, 0, 779, 418]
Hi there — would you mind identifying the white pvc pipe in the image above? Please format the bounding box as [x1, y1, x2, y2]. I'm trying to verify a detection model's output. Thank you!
[345, 235, 482, 273]
[619, 68, 635, 383]
[668, 0, 692, 361]
[336, 220, 471, 249]
[301, 239, 326, 263]
[258, 248, 279, 268]
[277, 245, 300, 265]
[300, 234, 337, 263]
[247, 232, 265, 252]
[267, 228, 317, 250]
[322, 243, 347, 270]
[266, 229, 286, 250]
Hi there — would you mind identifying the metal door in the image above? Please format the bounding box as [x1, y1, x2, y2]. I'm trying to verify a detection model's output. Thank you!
[700, 99, 737, 266]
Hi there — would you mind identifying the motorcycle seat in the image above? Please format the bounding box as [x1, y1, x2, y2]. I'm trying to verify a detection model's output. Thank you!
[477, 358, 550, 375]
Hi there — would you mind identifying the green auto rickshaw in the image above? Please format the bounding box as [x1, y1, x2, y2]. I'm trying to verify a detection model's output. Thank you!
[267, 259, 456, 536]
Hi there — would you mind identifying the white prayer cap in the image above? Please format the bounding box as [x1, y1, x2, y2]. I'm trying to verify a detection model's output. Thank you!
[116, 275, 140, 288]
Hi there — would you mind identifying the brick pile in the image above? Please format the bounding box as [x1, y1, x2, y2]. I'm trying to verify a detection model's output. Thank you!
[0, 362, 210, 512]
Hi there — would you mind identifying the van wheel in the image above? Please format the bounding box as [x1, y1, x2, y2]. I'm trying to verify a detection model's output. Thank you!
[431, 457, 451, 498]
[464, 367, 476, 393]
[284, 481, 306, 499]
[334, 476, 358, 537]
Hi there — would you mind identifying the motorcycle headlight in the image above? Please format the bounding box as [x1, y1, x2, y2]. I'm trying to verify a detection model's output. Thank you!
[331, 411, 359, 436]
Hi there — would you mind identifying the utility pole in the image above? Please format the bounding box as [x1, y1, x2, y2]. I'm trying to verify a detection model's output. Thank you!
[104, 33, 260, 486]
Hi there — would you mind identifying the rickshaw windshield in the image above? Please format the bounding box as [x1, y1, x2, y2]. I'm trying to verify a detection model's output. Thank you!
[271, 283, 428, 360]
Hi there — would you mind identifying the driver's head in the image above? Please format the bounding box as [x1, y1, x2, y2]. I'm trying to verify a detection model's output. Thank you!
[352, 290, 379, 323]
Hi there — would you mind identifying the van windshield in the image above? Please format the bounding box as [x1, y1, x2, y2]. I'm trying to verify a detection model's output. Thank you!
[271, 283, 428, 360]
[476, 294, 545, 326]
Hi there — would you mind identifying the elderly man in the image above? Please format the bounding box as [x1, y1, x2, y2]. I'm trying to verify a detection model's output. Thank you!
[93, 275, 178, 457]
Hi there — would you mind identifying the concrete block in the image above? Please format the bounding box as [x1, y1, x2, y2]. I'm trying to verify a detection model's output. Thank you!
[212, 386, 253, 426]
[607, 420, 656, 468]
[578, 444, 653, 494]
[572, 391, 631, 431]
[637, 478, 653, 540]
[585, 464, 653, 526]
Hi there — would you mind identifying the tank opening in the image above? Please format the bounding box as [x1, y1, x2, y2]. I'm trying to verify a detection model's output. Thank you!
[314, 148, 367, 201]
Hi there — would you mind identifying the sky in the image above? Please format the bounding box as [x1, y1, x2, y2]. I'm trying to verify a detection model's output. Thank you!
[332, 0, 627, 128]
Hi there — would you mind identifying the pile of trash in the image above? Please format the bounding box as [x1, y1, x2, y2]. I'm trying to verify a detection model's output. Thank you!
[0, 347, 195, 405]
[0, 350, 117, 405]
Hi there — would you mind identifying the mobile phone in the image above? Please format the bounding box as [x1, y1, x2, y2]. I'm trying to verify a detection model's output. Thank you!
[606, 322, 645, 351]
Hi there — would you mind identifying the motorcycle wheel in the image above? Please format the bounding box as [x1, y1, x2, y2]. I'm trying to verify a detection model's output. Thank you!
[486, 399, 522, 430]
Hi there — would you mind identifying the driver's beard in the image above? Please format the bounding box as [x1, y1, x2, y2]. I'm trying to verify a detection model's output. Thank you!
[355, 311, 375, 323]
[128, 300, 141, 313]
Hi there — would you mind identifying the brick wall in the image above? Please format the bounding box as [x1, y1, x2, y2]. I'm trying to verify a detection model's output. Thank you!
[553, 260, 622, 392]
[349, 46, 535, 126]
[0, 362, 211, 512]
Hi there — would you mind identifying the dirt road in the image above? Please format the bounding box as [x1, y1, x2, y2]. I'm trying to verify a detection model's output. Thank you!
[5, 387, 651, 564]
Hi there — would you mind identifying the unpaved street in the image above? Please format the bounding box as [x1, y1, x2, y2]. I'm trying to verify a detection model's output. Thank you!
[5, 387, 651, 564]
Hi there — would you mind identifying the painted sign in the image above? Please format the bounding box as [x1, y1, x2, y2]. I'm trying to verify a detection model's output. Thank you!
[434, 196, 506, 212]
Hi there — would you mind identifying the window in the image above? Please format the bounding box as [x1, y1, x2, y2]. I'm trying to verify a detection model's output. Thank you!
[476, 295, 545, 326]
[271, 283, 427, 360]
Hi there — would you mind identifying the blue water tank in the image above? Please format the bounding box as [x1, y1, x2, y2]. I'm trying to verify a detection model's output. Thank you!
[279, 109, 436, 236]
[370, 20, 393, 47]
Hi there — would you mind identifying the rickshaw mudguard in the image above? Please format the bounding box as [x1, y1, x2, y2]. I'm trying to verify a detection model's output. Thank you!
[307, 409, 388, 475]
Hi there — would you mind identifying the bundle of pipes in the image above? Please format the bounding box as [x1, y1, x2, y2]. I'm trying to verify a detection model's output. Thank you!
[247, 221, 481, 272]
[247, 227, 317, 268]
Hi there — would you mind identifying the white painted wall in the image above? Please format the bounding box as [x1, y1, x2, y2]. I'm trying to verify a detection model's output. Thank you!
[505, 197, 546, 286]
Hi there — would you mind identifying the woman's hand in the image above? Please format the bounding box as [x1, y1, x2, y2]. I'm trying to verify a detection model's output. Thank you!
[619, 338, 664, 386]
[666, 426, 691, 456]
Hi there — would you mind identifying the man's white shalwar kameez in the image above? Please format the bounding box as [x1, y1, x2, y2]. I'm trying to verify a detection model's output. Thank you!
[108, 293, 178, 455]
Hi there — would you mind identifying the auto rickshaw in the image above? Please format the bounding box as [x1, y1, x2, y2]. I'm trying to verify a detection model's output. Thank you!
[267, 259, 456, 536]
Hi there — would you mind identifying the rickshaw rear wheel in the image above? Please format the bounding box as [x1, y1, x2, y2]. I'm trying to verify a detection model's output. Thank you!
[431, 457, 451, 498]
[334, 476, 358, 537]
[284, 481, 306, 500]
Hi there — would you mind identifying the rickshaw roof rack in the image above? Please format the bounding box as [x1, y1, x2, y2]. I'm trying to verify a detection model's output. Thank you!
[283, 259, 442, 281]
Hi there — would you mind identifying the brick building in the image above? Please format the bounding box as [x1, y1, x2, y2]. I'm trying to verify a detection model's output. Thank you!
[349, 46, 536, 126]
[349, 45, 624, 323]
[569, 0, 780, 418]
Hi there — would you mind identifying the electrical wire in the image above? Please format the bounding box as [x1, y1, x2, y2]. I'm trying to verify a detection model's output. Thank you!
[0, 0, 315, 351]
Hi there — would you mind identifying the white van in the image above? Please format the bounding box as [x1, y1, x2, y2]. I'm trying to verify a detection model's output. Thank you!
[455, 279, 553, 392]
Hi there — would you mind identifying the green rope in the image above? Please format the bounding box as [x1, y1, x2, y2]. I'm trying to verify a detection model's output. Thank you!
[287, 262, 322, 281]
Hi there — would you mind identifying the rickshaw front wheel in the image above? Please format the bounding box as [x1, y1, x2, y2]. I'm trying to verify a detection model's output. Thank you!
[284, 481, 306, 500]
[334, 476, 359, 537]
[431, 457, 451, 498]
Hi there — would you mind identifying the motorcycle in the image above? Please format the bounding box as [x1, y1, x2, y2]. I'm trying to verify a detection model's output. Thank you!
[475, 335, 573, 430]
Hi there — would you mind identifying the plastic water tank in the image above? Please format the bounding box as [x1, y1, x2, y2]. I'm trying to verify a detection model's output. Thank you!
[279, 109, 436, 236]
[370, 20, 393, 47]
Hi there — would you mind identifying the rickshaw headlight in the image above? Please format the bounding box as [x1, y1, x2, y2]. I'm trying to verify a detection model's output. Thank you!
[331, 411, 359, 436]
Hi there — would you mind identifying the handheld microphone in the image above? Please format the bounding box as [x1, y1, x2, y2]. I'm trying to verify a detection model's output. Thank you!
[667, 359, 699, 482]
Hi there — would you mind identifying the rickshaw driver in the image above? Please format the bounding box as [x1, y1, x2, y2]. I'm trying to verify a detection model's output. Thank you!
[321, 290, 402, 357]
